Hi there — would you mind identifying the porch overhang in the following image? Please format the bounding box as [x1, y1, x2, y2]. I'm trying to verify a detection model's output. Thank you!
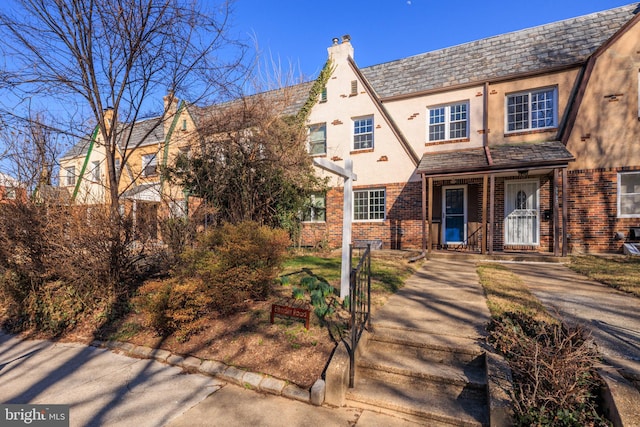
[121, 182, 161, 202]
[417, 140, 574, 178]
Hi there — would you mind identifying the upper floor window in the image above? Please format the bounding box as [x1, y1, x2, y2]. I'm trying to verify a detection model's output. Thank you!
[353, 116, 373, 151]
[428, 101, 468, 141]
[302, 192, 326, 222]
[91, 160, 100, 181]
[308, 123, 326, 155]
[354, 188, 385, 221]
[320, 87, 327, 103]
[142, 154, 158, 177]
[65, 166, 76, 186]
[506, 88, 557, 132]
[619, 172, 640, 218]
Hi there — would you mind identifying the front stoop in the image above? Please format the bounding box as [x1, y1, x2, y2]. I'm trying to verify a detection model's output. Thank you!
[345, 327, 489, 427]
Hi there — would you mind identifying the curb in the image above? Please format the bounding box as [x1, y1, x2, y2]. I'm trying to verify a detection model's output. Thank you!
[90, 340, 325, 406]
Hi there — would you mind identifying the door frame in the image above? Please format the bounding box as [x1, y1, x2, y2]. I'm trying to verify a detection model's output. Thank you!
[442, 185, 467, 245]
[504, 179, 540, 245]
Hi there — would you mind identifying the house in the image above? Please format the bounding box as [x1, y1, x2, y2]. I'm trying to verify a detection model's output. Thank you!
[0, 172, 26, 203]
[59, 99, 197, 239]
[61, 3, 640, 255]
[299, 3, 640, 255]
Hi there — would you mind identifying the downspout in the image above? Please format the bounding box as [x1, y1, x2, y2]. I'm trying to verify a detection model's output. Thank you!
[72, 126, 99, 202]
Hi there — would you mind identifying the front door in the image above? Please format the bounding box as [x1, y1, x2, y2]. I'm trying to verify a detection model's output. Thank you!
[443, 186, 467, 244]
[505, 180, 539, 245]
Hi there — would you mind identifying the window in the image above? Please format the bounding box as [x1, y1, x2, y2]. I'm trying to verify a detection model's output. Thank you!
[506, 88, 557, 132]
[354, 188, 385, 221]
[320, 87, 327, 103]
[302, 192, 326, 222]
[142, 154, 157, 177]
[619, 172, 640, 217]
[65, 166, 76, 186]
[182, 119, 187, 131]
[91, 160, 100, 181]
[5, 187, 16, 200]
[428, 102, 469, 141]
[353, 116, 373, 150]
[308, 123, 326, 155]
[115, 158, 121, 175]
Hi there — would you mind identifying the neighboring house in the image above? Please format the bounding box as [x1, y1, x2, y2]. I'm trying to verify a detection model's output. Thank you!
[61, 3, 640, 255]
[59, 100, 197, 238]
[0, 172, 26, 203]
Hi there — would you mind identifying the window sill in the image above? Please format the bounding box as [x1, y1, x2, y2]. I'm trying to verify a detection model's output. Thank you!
[504, 128, 557, 138]
[350, 148, 374, 155]
[425, 138, 470, 147]
[310, 153, 327, 158]
[353, 219, 386, 223]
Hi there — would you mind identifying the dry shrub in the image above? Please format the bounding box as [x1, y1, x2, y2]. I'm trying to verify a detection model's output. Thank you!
[134, 221, 290, 339]
[488, 312, 609, 426]
[0, 200, 139, 335]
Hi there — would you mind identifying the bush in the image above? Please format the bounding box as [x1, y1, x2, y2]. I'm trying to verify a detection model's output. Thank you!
[488, 312, 609, 426]
[0, 201, 139, 336]
[135, 221, 290, 338]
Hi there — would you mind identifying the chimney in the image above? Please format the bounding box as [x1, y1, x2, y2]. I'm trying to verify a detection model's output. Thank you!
[327, 34, 354, 62]
[163, 91, 179, 115]
[103, 107, 114, 132]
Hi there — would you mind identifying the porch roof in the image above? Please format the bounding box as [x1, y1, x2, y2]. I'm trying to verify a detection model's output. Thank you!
[417, 141, 574, 176]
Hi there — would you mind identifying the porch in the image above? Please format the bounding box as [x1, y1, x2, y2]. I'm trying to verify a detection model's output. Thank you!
[417, 141, 575, 257]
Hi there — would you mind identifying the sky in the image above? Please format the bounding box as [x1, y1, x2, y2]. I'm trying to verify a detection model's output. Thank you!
[229, 0, 636, 82]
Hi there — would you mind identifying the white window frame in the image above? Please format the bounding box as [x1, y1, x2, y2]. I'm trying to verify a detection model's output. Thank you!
[302, 192, 326, 223]
[91, 160, 100, 181]
[427, 101, 469, 142]
[353, 116, 374, 151]
[505, 87, 557, 133]
[353, 188, 386, 221]
[618, 171, 640, 218]
[308, 123, 327, 156]
[66, 166, 76, 186]
[141, 154, 158, 177]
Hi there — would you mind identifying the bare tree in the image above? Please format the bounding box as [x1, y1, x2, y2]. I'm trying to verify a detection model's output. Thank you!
[0, 0, 244, 216]
[0, 0, 245, 284]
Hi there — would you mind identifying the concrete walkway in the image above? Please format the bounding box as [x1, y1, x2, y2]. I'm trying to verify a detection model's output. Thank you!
[506, 262, 640, 376]
[371, 257, 491, 342]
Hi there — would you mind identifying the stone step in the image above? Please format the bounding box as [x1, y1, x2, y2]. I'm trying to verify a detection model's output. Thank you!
[358, 347, 486, 389]
[347, 373, 488, 427]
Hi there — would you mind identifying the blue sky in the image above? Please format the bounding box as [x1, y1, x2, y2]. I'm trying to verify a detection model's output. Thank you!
[230, 0, 635, 81]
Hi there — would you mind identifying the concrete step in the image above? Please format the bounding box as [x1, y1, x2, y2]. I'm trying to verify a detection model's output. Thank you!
[358, 347, 486, 389]
[347, 373, 488, 427]
[368, 327, 483, 362]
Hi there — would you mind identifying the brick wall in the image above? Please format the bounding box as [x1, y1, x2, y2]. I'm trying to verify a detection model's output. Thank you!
[301, 181, 423, 249]
[567, 167, 640, 253]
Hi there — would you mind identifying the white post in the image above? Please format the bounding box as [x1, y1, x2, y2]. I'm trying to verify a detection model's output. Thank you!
[312, 158, 357, 299]
[340, 159, 353, 299]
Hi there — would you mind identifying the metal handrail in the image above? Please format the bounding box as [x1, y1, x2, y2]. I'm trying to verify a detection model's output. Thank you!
[345, 243, 371, 388]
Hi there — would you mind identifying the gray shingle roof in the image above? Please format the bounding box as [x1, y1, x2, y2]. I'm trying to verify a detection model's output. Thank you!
[417, 141, 575, 175]
[61, 117, 165, 160]
[362, 4, 639, 99]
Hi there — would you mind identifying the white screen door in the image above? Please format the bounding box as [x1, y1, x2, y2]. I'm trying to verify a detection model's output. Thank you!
[505, 180, 539, 245]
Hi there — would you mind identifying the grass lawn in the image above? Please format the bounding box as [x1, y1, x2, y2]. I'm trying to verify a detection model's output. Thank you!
[568, 255, 640, 297]
[477, 262, 556, 323]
